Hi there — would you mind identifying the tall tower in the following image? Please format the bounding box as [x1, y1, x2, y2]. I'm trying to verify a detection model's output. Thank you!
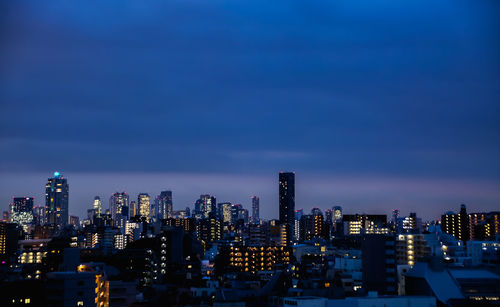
[93, 196, 102, 217]
[157, 191, 173, 219]
[279, 172, 295, 245]
[45, 171, 69, 228]
[109, 192, 129, 226]
[138, 193, 150, 220]
[251, 196, 260, 223]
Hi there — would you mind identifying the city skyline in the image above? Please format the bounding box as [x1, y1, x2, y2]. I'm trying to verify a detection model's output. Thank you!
[2, 170, 499, 221]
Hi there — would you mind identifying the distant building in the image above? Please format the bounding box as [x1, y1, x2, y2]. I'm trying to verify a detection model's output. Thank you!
[110, 192, 129, 228]
[137, 193, 150, 221]
[10, 197, 34, 230]
[279, 172, 295, 246]
[156, 190, 173, 219]
[45, 172, 69, 228]
[251, 196, 260, 223]
[218, 202, 232, 224]
[93, 196, 102, 217]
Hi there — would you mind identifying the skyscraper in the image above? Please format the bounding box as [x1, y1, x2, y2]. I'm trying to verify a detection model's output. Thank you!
[109, 192, 129, 228]
[45, 171, 69, 228]
[10, 197, 34, 229]
[279, 172, 295, 245]
[156, 191, 173, 220]
[138, 193, 150, 220]
[93, 196, 102, 217]
[199, 194, 216, 219]
[251, 196, 260, 223]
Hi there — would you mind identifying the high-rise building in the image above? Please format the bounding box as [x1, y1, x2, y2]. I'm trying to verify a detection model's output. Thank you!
[333, 206, 342, 222]
[251, 196, 260, 224]
[279, 172, 295, 245]
[109, 192, 129, 228]
[10, 197, 34, 229]
[218, 202, 233, 224]
[129, 201, 137, 217]
[45, 171, 69, 228]
[93, 196, 102, 217]
[138, 193, 150, 220]
[199, 194, 216, 218]
[441, 204, 470, 242]
[156, 191, 173, 220]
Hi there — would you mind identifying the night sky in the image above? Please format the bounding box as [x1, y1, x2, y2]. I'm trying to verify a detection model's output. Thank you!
[1, 0, 499, 220]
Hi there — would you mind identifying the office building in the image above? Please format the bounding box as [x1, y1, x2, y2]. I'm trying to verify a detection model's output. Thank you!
[109, 192, 129, 228]
[45, 172, 69, 228]
[156, 190, 173, 220]
[93, 196, 102, 217]
[137, 193, 150, 221]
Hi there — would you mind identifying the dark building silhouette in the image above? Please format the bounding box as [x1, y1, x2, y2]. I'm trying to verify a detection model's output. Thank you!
[279, 172, 295, 245]
[251, 196, 260, 223]
[361, 234, 397, 295]
[45, 172, 69, 228]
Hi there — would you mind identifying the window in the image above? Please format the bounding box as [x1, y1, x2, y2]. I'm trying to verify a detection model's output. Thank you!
[77, 302, 84, 306]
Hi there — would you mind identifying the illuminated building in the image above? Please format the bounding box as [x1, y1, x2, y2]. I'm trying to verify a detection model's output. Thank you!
[343, 214, 387, 235]
[280, 224, 289, 246]
[156, 190, 173, 219]
[218, 202, 232, 224]
[114, 234, 126, 250]
[227, 245, 292, 274]
[312, 208, 324, 238]
[197, 214, 221, 243]
[45, 171, 69, 228]
[468, 212, 500, 240]
[441, 205, 470, 242]
[469, 212, 487, 240]
[279, 172, 295, 246]
[164, 217, 196, 233]
[33, 206, 45, 225]
[251, 196, 260, 223]
[77, 264, 110, 307]
[109, 192, 129, 228]
[396, 234, 430, 266]
[137, 193, 150, 221]
[125, 221, 141, 242]
[198, 194, 216, 219]
[129, 201, 137, 217]
[46, 271, 106, 306]
[402, 212, 419, 233]
[93, 196, 102, 217]
[333, 206, 342, 222]
[10, 197, 34, 231]
[18, 239, 50, 268]
[231, 203, 243, 225]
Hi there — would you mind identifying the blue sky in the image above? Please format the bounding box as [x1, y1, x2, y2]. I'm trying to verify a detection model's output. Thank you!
[1, 0, 499, 220]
